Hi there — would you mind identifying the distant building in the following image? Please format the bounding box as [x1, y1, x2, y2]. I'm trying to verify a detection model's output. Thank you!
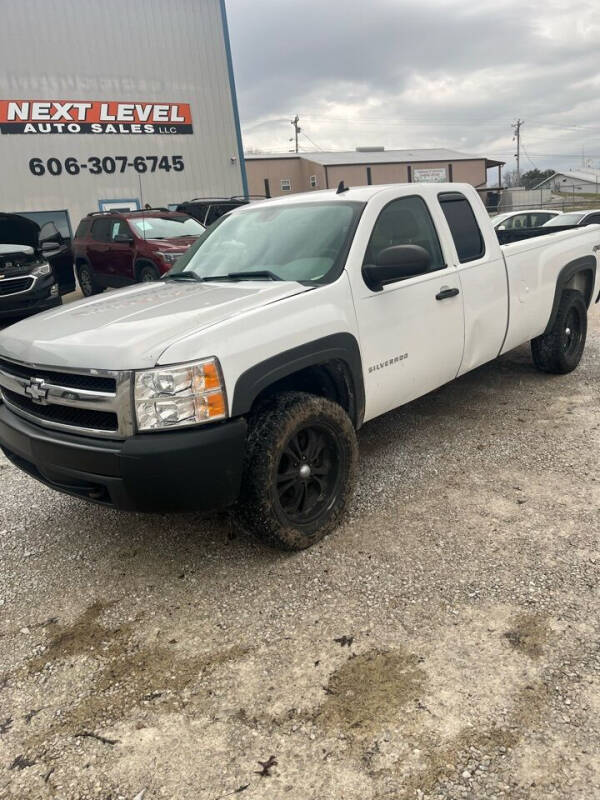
[534, 169, 600, 194]
[245, 147, 504, 198]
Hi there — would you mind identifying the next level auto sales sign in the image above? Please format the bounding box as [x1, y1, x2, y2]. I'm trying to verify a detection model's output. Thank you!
[0, 100, 193, 134]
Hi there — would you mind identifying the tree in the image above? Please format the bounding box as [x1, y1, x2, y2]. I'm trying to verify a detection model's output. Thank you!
[520, 168, 555, 189]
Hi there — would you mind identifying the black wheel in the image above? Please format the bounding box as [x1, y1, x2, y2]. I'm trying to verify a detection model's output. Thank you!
[77, 262, 101, 297]
[531, 289, 587, 374]
[137, 263, 161, 283]
[235, 392, 358, 550]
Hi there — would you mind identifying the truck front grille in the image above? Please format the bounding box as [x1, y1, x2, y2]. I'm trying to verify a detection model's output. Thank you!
[3, 389, 118, 432]
[0, 358, 132, 439]
[0, 358, 116, 393]
[0, 277, 34, 296]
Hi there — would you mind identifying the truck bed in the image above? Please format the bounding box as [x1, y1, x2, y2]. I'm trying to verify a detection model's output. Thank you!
[499, 224, 600, 354]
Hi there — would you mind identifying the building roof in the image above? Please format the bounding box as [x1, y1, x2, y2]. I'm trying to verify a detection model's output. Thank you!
[245, 148, 504, 168]
[233, 182, 483, 208]
[535, 168, 600, 188]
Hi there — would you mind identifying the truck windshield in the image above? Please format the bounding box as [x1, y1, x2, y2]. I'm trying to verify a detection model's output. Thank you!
[130, 216, 205, 239]
[167, 201, 363, 283]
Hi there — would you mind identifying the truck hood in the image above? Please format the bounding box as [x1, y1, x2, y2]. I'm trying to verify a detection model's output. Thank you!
[0, 280, 311, 371]
[0, 213, 40, 250]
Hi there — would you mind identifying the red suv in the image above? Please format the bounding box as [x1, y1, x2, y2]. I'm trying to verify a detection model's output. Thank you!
[73, 209, 205, 296]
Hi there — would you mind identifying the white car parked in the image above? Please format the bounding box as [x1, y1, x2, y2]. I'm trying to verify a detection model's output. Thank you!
[491, 209, 561, 230]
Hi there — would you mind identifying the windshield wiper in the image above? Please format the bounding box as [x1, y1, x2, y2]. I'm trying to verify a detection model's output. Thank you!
[164, 270, 283, 284]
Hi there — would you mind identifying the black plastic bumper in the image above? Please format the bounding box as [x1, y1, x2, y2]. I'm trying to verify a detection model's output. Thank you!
[0, 403, 247, 513]
[0, 276, 61, 319]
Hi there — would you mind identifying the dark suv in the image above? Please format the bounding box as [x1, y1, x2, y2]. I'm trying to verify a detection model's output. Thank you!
[176, 196, 265, 227]
[0, 212, 75, 320]
[73, 209, 205, 296]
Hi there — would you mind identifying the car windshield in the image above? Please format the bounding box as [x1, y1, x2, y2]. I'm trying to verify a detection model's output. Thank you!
[168, 201, 363, 283]
[130, 215, 205, 239]
[543, 212, 585, 227]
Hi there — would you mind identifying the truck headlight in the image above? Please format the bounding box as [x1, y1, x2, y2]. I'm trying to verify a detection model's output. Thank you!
[134, 358, 227, 431]
[31, 262, 52, 277]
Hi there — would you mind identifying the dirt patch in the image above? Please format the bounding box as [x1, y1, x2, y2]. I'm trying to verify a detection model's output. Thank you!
[388, 680, 551, 800]
[27, 601, 129, 675]
[503, 613, 549, 658]
[20, 603, 251, 757]
[316, 649, 427, 738]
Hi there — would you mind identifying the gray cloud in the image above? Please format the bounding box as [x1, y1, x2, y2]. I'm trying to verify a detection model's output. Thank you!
[227, 0, 600, 175]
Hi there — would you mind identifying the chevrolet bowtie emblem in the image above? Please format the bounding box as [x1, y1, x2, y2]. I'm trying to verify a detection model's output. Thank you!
[24, 377, 49, 404]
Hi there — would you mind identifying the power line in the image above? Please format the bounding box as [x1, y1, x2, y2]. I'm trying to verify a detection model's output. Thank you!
[301, 131, 323, 151]
[520, 138, 538, 170]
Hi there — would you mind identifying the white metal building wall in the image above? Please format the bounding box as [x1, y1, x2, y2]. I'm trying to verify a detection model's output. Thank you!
[0, 0, 246, 230]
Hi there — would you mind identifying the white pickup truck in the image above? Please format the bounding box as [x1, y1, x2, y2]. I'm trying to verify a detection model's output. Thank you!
[0, 183, 598, 549]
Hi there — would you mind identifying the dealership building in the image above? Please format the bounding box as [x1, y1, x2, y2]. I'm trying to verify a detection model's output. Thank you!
[0, 0, 247, 240]
[245, 148, 504, 198]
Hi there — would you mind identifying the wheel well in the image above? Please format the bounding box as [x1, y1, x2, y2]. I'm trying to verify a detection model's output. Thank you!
[249, 360, 359, 427]
[563, 268, 594, 307]
[75, 257, 88, 268]
[545, 257, 597, 335]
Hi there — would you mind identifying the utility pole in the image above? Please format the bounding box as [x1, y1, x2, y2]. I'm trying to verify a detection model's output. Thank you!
[290, 115, 300, 153]
[512, 119, 523, 185]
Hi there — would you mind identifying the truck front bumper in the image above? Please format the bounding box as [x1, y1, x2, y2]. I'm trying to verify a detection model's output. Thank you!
[0, 403, 247, 513]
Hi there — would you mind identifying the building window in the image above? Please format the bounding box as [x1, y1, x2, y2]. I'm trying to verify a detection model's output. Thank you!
[309, 175, 318, 188]
[280, 178, 292, 192]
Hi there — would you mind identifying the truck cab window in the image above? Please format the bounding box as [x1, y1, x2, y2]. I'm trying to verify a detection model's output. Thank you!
[439, 192, 485, 262]
[364, 195, 445, 273]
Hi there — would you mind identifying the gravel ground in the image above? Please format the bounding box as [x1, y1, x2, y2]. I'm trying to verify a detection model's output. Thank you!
[0, 310, 599, 799]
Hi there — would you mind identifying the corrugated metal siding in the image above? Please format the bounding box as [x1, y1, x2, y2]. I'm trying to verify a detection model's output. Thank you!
[0, 0, 244, 228]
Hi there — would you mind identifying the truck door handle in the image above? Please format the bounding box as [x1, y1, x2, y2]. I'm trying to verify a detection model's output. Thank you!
[436, 286, 460, 300]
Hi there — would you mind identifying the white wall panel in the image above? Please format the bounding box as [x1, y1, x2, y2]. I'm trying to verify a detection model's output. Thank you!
[0, 0, 245, 229]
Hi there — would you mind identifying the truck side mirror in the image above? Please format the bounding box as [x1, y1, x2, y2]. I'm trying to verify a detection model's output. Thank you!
[362, 244, 431, 291]
[114, 233, 134, 244]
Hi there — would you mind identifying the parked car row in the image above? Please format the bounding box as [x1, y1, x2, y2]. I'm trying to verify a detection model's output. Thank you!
[0, 196, 261, 320]
[491, 207, 600, 231]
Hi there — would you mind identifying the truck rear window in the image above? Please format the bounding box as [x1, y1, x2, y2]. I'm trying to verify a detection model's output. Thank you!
[439, 192, 485, 263]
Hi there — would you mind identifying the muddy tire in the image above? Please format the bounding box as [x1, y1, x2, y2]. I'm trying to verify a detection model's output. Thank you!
[234, 392, 358, 550]
[77, 262, 101, 297]
[531, 289, 587, 374]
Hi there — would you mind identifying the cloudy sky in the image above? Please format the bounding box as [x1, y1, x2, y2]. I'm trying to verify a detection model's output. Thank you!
[227, 0, 600, 178]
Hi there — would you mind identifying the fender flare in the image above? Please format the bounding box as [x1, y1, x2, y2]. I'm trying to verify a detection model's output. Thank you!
[544, 255, 596, 334]
[230, 332, 365, 428]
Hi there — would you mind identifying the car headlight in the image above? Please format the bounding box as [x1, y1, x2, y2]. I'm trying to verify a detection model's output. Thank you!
[31, 262, 52, 277]
[158, 252, 181, 265]
[134, 358, 227, 431]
